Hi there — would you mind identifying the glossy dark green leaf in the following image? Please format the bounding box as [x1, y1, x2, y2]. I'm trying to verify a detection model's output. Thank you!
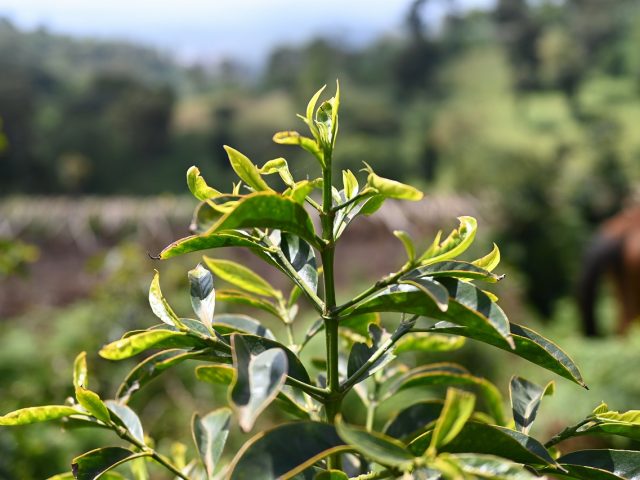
[346, 324, 395, 380]
[428, 388, 476, 455]
[71, 447, 148, 480]
[351, 280, 512, 347]
[0, 405, 85, 426]
[104, 401, 144, 444]
[203, 192, 319, 248]
[228, 422, 347, 479]
[117, 349, 219, 401]
[384, 401, 444, 439]
[409, 422, 557, 467]
[553, 449, 640, 480]
[224, 145, 272, 192]
[510, 376, 554, 434]
[441, 453, 538, 480]
[188, 264, 216, 326]
[159, 231, 261, 259]
[213, 314, 275, 340]
[148, 270, 183, 329]
[204, 256, 279, 298]
[75, 387, 111, 424]
[216, 289, 282, 319]
[237, 334, 311, 383]
[335, 415, 414, 469]
[427, 321, 586, 388]
[192, 408, 232, 478]
[383, 367, 505, 426]
[405, 260, 503, 283]
[230, 335, 288, 432]
[399, 277, 449, 312]
[187, 166, 221, 200]
[273, 231, 318, 294]
[99, 330, 210, 360]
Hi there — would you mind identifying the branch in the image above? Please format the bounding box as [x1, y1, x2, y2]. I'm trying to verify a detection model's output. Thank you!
[330, 188, 375, 213]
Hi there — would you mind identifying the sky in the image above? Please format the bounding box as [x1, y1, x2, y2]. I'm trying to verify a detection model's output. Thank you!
[0, 0, 494, 64]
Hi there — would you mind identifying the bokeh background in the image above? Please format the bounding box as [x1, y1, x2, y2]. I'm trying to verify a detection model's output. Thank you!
[2, 0, 640, 477]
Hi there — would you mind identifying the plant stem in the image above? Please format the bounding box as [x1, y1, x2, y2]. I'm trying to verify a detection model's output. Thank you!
[349, 469, 396, 480]
[544, 418, 592, 448]
[330, 188, 375, 213]
[115, 426, 190, 480]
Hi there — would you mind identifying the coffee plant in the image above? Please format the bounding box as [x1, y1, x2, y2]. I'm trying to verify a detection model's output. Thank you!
[3, 84, 640, 479]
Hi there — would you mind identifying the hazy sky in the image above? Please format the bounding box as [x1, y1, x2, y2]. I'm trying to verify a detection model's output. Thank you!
[0, 0, 494, 64]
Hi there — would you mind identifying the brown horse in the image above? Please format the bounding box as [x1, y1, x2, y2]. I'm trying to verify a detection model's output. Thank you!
[579, 206, 640, 336]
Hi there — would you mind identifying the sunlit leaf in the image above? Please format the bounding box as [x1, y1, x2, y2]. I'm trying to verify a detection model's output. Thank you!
[365, 164, 423, 201]
[395, 333, 465, 354]
[398, 277, 449, 312]
[192, 408, 232, 478]
[216, 289, 282, 319]
[510, 376, 554, 434]
[75, 387, 111, 424]
[105, 400, 144, 444]
[99, 330, 210, 360]
[404, 260, 503, 283]
[72, 447, 148, 480]
[74, 351, 88, 389]
[272, 131, 322, 160]
[224, 145, 272, 192]
[394, 230, 416, 262]
[440, 453, 538, 480]
[549, 449, 640, 480]
[149, 270, 183, 329]
[472, 243, 501, 272]
[270, 231, 318, 295]
[428, 388, 475, 455]
[204, 256, 278, 298]
[420, 217, 477, 264]
[187, 166, 221, 200]
[189, 263, 216, 326]
[213, 314, 275, 340]
[0, 406, 85, 426]
[259, 157, 294, 185]
[159, 231, 262, 260]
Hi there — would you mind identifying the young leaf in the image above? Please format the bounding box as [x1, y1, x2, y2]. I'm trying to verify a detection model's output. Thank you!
[272, 131, 322, 160]
[0, 406, 85, 426]
[227, 421, 346, 479]
[224, 146, 272, 192]
[365, 165, 423, 201]
[404, 260, 503, 283]
[149, 270, 184, 329]
[75, 387, 111, 424]
[335, 415, 415, 469]
[427, 388, 476, 456]
[203, 256, 279, 298]
[420, 216, 477, 264]
[160, 231, 262, 260]
[196, 364, 235, 386]
[230, 334, 288, 432]
[105, 401, 144, 444]
[74, 351, 88, 389]
[99, 330, 210, 361]
[188, 263, 216, 326]
[342, 169, 359, 199]
[315, 470, 349, 480]
[472, 243, 501, 272]
[202, 192, 320, 248]
[192, 408, 232, 479]
[509, 376, 554, 434]
[259, 157, 294, 185]
[71, 447, 149, 480]
[187, 166, 221, 200]
[47, 473, 126, 480]
[394, 230, 416, 262]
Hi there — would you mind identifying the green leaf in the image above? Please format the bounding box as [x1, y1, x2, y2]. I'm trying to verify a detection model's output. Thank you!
[394, 230, 416, 262]
[224, 146, 272, 192]
[188, 264, 216, 326]
[395, 333, 465, 354]
[47, 473, 126, 480]
[472, 243, 501, 272]
[75, 387, 111, 424]
[72, 447, 148, 480]
[0, 405, 85, 426]
[196, 364, 235, 385]
[384, 367, 504, 426]
[105, 400, 144, 444]
[314, 470, 348, 480]
[271, 231, 318, 294]
[342, 169, 359, 199]
[259, 157, 294, 185]
[335, 415, 414, 469]
[159, 231, 262, 259]
[427, 322, 586, 388]
[74, 351, 88, 389]
[236, 334, 311, 384]
[99, 330, 210, 360]
[230, 334, 288, 432]
[203, 192, 319, 248]
[187, 166, 221, 200]
[216, 289, 282, 319]
[441, 453, 539, 480]
[365, 165, 423, 201]
[576, 409, 640, 441]
[420, 216, 477, 264]
[286, 180, 319, 204]
[228, 421, 347, 479]
[509, 376, 554, 434]
[404, 260, 503, 283]
[116, 349, 220, 402]
[352, 279, 513, 348]
[384, 401, 444, 439]
[204, 256, 278, 298]
[192, 407, 232, 479]
[272, 131, 322, 160]
[149, 270, 183, 329]
[551, 449, 640, 480]
[428, 388, 476, 455]
[410, 422, 557, 467]
[339, 312, 381, 343]
[347, 324, 395, 380]
[398, 277, 449, 312]
[213, 314, 276, 340]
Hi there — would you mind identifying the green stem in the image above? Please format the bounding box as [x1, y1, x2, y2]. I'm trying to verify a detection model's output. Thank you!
[330, 188, 375, 213]
[545, 418, 592, 448]
[115, 426, 190, 480]
[349, 469, 396, 480]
